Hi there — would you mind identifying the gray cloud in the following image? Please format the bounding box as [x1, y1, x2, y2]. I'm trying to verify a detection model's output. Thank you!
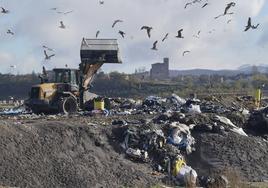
[0, 0, 267, 74]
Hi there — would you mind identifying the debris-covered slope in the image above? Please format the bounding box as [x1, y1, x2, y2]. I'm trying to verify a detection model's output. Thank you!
[1, 95, 268, 187]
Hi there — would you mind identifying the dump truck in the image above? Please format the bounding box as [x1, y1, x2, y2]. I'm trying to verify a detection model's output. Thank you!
[25, 38, 122, 114]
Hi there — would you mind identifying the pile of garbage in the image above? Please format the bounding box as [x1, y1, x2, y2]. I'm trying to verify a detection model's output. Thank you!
[0, 105, 28, 115]
[2, 93, 268, 186]
[105, 94, 252, 117]
[108, 94, 268, 186]
[112, 118, 198, 186]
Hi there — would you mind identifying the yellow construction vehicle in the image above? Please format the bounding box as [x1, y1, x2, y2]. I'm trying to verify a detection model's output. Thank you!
[25, 38, 122, 114]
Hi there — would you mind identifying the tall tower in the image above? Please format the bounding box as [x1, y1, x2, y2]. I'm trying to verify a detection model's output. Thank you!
[163, 57, 169, 77]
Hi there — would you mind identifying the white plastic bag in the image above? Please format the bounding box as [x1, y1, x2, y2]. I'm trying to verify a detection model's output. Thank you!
[176, 165, 197, 186]
[188, 104, 201, 114]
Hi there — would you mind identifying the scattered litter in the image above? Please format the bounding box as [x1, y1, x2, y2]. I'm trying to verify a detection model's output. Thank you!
[188, 104, 201, 114]
[170, 94, 186, 106]
[126, 148, 148, 161]
[176, 165, 198, 186]
[166, 123, 196, 154]
[215, 115, 248, 136]
[0, 106, 27, 115]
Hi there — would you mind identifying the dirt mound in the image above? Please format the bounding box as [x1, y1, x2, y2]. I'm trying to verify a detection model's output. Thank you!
[0, 119, 159, 188]
[188, 132, 268, 182]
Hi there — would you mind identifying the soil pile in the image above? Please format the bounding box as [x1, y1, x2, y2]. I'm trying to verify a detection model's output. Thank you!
[0, 119, 160, 188]
[188, 132, 268, 182]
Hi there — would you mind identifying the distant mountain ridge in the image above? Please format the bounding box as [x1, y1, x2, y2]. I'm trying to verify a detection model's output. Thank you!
[169, 64, 268, 77]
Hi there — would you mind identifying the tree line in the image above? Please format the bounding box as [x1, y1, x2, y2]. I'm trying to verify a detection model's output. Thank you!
[1, 71, 268, 100]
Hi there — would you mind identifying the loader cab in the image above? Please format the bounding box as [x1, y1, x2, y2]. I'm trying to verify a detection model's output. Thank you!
[53, 68, 79, 86]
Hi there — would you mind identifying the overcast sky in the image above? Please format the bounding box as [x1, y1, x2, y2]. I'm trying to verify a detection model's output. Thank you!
[0, 0, 267, 74]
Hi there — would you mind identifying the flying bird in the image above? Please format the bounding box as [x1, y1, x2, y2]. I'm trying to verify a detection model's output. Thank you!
[57, 10, 73, 15]
[162, 33, 169, 42]
[59, 21, 66, 29]
[96, 30, 100, 38]
[183, 50, 190, 56]
[44, 50, 55, 60]
[151, 41, 158, 50]
[227, 19, 232, 24]
[244, 17, 259, 32]
[42, 45, 54, 51]
[175, 29, 184, 38]
[112, 19, 123, 28]
[141, 26, 152, 38]
[244, 18, 251, 31]
[193, 30, 201, 38]
[118, 30, 126, 38]
[7, 29, 14, 35]
[50, 8, 57, 10]
[1, 7, 9, 14]
[202, 3, 209, 8]
[224, 2, 236, 15]
[215, 2, 235, 19]
[184, 2, 192, 9]
[64, 10, 73, 15]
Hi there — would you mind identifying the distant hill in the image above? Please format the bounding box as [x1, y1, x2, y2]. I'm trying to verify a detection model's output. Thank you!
[238, 64, 268, 74]
[169, 64, 268, 77]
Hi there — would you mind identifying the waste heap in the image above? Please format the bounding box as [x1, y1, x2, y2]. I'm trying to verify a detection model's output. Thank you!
[109, 94, 268, 187]
[1, 94, 268, 187]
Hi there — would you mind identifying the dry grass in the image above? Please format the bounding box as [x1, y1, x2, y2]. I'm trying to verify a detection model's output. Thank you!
[206, 167, 250, 188]
[223, 167, 245, 188]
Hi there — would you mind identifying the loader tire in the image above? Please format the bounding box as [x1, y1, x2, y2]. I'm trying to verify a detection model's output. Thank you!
[59, 97, 77, 114]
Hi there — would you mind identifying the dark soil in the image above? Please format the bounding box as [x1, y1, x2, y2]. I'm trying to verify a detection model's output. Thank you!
[0, 118, 160, 188]
[188, 132, 268, 182]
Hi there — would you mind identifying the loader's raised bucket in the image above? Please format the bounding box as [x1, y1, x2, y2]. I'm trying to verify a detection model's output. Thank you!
[80, 38, 122, 64]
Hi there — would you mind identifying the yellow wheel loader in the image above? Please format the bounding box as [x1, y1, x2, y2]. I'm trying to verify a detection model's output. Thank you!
[25, 38, 122, 114]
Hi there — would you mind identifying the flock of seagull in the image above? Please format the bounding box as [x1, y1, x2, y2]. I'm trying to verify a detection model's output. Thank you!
[0, 5, 72, 61]
[95, 0, 260, 56]
[1, 0, 261, 62]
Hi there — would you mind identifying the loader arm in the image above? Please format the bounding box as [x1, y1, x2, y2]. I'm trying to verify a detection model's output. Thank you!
[81, 63, 103, 90]
[79, 38, 122, 108]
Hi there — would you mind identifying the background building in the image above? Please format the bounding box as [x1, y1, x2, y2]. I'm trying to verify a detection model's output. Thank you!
[150, 58, 169, 80]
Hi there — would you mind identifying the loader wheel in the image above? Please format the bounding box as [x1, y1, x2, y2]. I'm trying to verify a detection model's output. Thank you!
[59, 97, 77, 114]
